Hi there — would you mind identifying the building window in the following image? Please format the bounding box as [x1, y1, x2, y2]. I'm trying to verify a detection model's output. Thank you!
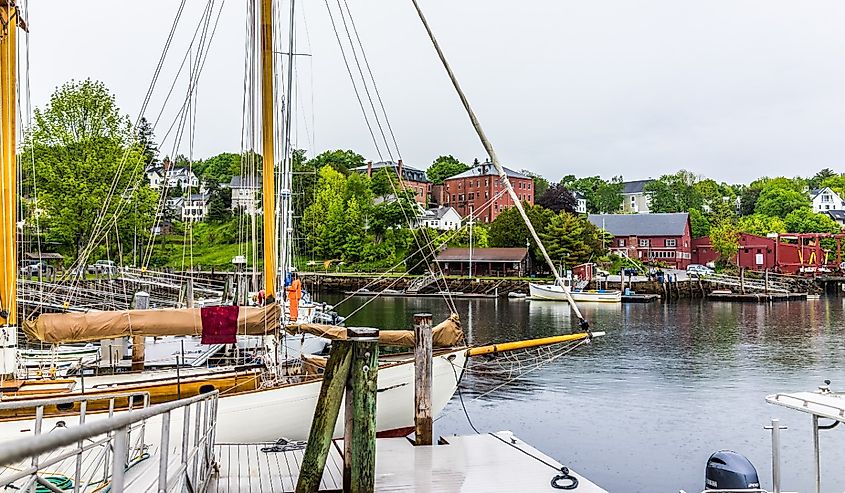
[665, 239, 677, 247]
[639, 239, 650, 247]
[618, 239, 626, 247]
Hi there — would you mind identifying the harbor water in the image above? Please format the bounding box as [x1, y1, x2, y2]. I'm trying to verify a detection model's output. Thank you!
[325, 294, 845, 493]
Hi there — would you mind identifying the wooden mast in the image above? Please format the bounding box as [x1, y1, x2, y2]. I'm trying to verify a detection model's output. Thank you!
[0, 2, 17, 329]
[260, 0, 277, 301]
[0, 1, 17, 377]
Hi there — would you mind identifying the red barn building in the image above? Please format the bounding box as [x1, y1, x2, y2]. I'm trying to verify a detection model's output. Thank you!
[693, 232, 845, 274]
[442, 161, 534, 223]
[589, 213, 693, 269]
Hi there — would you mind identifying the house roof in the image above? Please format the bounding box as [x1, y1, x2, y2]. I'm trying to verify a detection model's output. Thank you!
[810, 187, 841, 199]
[588, 213, 690, 237]
[24, 252, 64, 260]
[621, 179, 654, 194]
[229, 176, 261, 188]
[420, 206, 459, 220]
[447, 161, 529, 180]
[435, 247, 528, 262]
[825, 210, 845, 221]
[352, 161, 430, 183]
[572, 191, 586, 200]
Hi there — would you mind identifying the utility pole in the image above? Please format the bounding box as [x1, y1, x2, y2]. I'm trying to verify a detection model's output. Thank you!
[468, 206, 474, 278]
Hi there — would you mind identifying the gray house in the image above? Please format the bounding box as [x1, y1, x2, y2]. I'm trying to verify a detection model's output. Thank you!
[620, 179, 654, 214]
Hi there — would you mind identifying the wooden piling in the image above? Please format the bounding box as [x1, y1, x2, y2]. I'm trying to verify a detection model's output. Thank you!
[296, 339, 354, 493]
[343, 327, 379, 493]
[413, 313, 433, 446]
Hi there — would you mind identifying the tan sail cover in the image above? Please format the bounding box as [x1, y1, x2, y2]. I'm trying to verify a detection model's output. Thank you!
[22, 305, 281, 344]
[288, 314, 465, 348]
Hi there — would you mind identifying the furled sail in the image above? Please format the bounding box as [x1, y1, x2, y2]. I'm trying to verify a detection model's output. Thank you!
[22, 304, 281, 344]
[288, 314, 465, 348]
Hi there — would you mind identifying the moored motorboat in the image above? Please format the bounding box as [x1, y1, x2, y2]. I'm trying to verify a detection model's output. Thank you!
[529, 282, 622, 303]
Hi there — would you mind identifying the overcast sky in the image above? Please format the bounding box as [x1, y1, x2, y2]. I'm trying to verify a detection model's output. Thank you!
[25, 1, 845, 184]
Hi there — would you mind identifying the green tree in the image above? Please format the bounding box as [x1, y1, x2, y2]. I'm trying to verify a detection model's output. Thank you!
[564, 176, 623, 213]
[426, 155, 469, 184]
[809, 168, 837, 190]
[194, 152, 241, 183]
[593, 177, 624, 213]
[205, 182, 232, 222]
[710, 220, 740, 261]
[689, 208, 711, 238]
[783, 208, 840, 233]
[737, 214, 786, 236]
[370, 167, 398, 197]
[22, 79, 154, 259]
[540, 212, 605, 266]
[447, 225, 489, 248]
[488, 204, 555, 263]
[755, 186, 810, 218]
[521, 170, 550, 197]
[302, 166, 348, 258]
[819, 175, 845, 197]
[644, 170, 703, 213]
[309, 149, 366, 175]
[136, 116, 158, 166]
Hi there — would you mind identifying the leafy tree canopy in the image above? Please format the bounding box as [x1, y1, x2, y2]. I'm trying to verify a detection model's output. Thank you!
[22, 79, 155, 260]
[426, 155, 469, 184]
[755, 186, 810, 219]
[488, 204, 555, 262]
[536, 183, 576, 214]
[689, 208, 711, 238]
[737, 214, 786, 236]
[809, 168, 837, 190]
[644, 170, 703, 213]
[309, 149, 366, 175]
[783, 208, 840, 234]
[540, 212, 607, 267]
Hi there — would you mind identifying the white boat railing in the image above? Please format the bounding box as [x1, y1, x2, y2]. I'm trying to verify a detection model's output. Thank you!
[0, 390, 219, 493]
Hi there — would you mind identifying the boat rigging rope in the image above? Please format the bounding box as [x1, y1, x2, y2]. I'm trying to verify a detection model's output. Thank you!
[409, 0, 590, 331]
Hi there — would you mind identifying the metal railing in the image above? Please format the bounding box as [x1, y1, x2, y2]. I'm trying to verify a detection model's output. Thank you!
[0, 390, 218, 493]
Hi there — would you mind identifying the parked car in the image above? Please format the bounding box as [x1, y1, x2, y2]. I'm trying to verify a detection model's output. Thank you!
[87, 260, 119, 275]
[19, 260, 53, 276]
[686, 264, 714, 277]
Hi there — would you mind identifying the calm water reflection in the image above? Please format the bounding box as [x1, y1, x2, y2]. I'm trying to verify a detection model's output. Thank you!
[323, 294, 845, 492]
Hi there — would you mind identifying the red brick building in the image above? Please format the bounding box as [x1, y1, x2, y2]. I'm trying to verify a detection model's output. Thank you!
[442, 161, 534, 223]
[589, 213, 693, 269]
[355, 160, 431, 205]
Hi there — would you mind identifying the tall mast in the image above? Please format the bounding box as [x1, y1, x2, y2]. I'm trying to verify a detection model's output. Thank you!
[279, 0, 295, 285]
[260, 0, 277, 301]
[0, 1, 18, 329]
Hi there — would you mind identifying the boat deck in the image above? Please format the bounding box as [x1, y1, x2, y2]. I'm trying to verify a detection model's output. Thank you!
[209, 431, 607, 492]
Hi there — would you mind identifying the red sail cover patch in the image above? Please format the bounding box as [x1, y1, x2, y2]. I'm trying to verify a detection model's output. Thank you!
[200, 305, 240, 344]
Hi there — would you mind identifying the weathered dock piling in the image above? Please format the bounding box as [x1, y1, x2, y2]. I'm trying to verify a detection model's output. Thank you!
[413, 313, 433, 446]
[296, 327, 379, 493]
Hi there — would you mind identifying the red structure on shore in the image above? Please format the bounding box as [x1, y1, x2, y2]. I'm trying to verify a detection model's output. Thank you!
[692, 233, 845, 274]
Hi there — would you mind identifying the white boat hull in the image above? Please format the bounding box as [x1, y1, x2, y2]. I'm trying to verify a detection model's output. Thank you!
[0, 348, 467, 444]
[529, 283, 621, 303]
[216, 348, 465, 442]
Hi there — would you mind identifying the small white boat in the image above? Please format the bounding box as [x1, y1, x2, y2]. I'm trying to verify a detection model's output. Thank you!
[507, 291, 527, 299]
[529, 279, 622, 303]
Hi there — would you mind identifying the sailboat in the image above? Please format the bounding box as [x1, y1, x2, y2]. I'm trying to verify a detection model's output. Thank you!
[0, 0, 600, 443]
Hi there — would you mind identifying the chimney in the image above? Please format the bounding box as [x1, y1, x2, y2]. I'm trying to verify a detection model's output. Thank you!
[397, 159, 404, 180]
[367, 161, 372, 177]
[163, 157, 172, 171]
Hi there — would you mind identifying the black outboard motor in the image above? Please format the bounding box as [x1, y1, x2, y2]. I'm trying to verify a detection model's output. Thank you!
[705, 450, 760, 490]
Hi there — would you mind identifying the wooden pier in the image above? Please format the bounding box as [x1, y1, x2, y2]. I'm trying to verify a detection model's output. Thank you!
[210, 432, 607, 492]
[707, 292, 808, 302]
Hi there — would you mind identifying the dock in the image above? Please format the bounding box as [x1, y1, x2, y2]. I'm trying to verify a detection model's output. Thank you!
[707, 292, 808, 302]
[344, 290, 499, 299]
[211, 432, 605, 492]
[622, 293, 661, 303]
[0, 322, 609, 493]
